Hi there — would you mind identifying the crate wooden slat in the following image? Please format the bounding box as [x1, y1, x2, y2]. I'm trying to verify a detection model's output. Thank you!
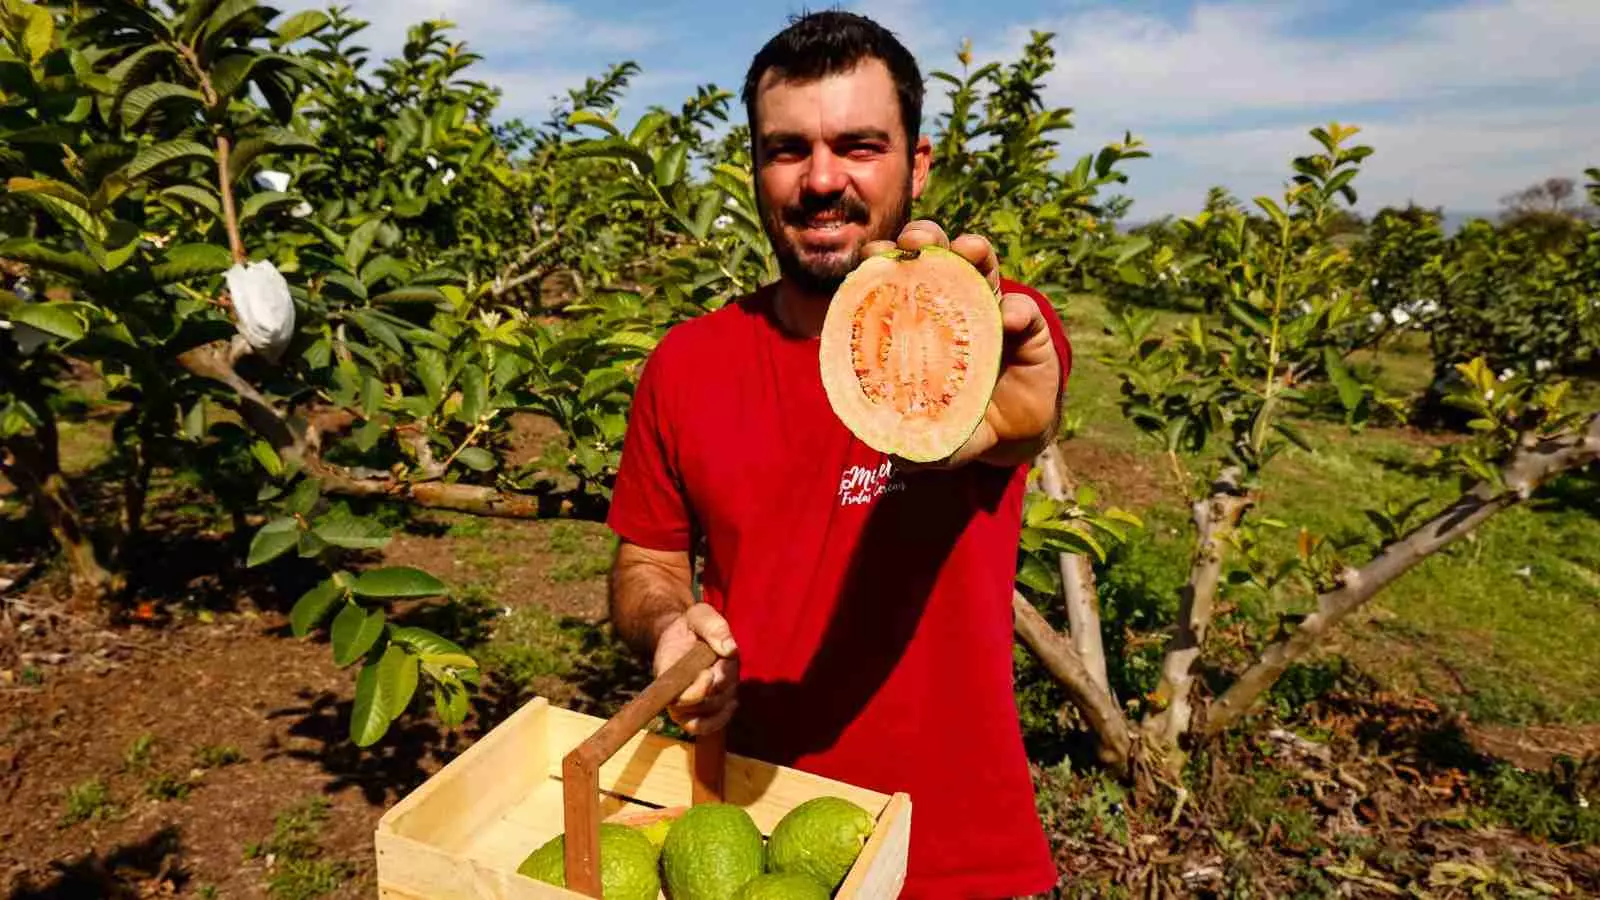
[375, 696, 910, 900]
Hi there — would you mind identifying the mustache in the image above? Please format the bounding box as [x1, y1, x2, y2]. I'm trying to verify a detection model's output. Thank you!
[782, 191, 870, 227]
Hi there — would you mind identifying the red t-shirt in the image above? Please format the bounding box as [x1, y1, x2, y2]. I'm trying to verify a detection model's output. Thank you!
[607, 277, 1071, 898]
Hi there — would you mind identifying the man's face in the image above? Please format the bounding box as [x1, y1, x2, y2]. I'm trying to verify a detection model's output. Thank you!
[750, 58, 932, 295]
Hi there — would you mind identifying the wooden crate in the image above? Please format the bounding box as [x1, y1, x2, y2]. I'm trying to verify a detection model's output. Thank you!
[374, 645, 911, 900]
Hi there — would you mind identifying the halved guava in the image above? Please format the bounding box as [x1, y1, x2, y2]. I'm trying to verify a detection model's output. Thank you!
[819, 245, 1002, 463]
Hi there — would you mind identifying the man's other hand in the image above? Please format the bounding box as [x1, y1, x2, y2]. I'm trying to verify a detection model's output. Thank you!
[654, 603, 739, 735]
[863, 219, 1061, 469]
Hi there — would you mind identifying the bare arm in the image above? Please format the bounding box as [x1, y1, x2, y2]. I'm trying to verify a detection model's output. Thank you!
[609, 541, 697, 657]
[608, 540, 739, 734]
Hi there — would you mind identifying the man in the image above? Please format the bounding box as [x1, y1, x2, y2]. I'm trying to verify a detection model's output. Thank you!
[605, 11, 1070, 898]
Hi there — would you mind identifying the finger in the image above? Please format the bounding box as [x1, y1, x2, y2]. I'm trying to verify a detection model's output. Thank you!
[671, 685, 736, 720]
[677, 698, 738, 735]
[675, 668, 715, 706]
[862, 238, 898, 259]
[685, 604, 737, 656]
[1000, 291, 1046, 339]
[705, 657, 738, 696]
[897, 219, 949, 252]
[950, 233, 1000, 292]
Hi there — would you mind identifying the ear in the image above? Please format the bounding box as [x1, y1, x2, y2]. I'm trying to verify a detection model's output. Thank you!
[910, 133, 933, 200]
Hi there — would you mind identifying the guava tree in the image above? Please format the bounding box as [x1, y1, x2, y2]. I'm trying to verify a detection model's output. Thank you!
[1011, 125, 1600, 796]
[918, 32, 1150, 296]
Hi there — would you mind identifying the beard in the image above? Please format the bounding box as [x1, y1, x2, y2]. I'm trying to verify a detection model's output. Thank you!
[758, 178, 914, 295]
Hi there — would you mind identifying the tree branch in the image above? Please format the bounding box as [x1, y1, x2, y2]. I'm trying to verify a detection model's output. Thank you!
[174, 338, 606, 523]
[1013, 590, 1131, 774]
[1203, 411, 1600, 735]
[1036, 444, 1113, 700]
[215, 135, 246, 265]
[1142, 466, 1250, 754]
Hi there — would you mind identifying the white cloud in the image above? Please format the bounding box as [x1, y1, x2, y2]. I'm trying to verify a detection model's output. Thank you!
[965, 0, 1600, 214]
[1131, 105, 1600, 215]
[278, 0, 659, 65]
[1011, 0, 1600, 127]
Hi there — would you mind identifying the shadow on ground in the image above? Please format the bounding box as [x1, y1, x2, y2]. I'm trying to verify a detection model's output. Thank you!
[6, 825, 186, 900]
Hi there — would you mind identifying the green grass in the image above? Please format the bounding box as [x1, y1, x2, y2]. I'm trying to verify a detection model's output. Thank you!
[1057, 294, 1600, 726]
[245, 797, 353, 900]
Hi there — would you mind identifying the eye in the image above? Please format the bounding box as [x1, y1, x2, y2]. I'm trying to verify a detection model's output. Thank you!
[764, 140, 807, 163]
[844, 141, 887, 159]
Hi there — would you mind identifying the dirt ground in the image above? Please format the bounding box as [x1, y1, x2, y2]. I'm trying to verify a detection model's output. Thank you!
[0, 502, 622, 898]
[2, 413, 1597, 897]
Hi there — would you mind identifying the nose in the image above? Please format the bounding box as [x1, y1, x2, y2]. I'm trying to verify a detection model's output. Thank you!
[802, 144, 848, 196]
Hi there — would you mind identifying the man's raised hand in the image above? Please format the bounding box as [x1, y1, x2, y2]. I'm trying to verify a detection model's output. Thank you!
[863, 220, 1061, 469]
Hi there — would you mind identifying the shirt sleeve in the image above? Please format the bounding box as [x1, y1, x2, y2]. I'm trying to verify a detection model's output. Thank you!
[606, 335, 693, 553]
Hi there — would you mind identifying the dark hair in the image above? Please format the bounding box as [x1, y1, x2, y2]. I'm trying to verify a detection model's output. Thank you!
[741, 10, 924, 155]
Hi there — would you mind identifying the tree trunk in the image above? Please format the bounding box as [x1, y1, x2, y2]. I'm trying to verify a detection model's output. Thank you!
[1012, 590, 1131, 774]
[1, 433, 120, 602]
[1036, 445, 1113, 699]
[1203, 412, 1600, 735]
[1140, 466, 1250, 775]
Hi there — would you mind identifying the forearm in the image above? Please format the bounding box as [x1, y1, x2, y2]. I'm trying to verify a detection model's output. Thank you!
[608, 545, 696, 659]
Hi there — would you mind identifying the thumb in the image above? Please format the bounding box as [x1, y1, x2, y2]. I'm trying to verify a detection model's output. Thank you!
[685, 603, 738, 657]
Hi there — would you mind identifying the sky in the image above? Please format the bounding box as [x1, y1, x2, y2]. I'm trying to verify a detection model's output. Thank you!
[275, 0, 1600, 220]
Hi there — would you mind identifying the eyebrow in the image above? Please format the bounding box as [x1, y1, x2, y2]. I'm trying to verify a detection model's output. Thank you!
[759, 128, 894, 146]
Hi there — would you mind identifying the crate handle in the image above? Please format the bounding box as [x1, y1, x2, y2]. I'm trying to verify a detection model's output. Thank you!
[561, 638, 727, 896]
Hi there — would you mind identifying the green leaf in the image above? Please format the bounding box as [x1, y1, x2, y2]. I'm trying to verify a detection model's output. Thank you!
[284, 477, 322, 515]
[19, 1, 54, 63]
[273, 9, 331, 44]
[350, 656, 389, 746]
[388, 626, 468, 659]
[458, 364, 487, 424]
[415, 348, 446, 405]
[563, 137, 655, 179]
[455, 447, 494, 471]
[250, 438, 283, 476]
[313, 515, 391, 550]
[6, 178, 103, 240]
[120, 82, 204, 129]
[159, 184, 221, 218]
[289, 578, 343, 637]
[371, 286, 446, 305]
[182, 401, 206, 439]
[1225, 298, 1272, 337]
[240, 190, 300, 224]
[247, 517, 299, 566]
[330, 602, 385, 667]
[375, 643, 420, 721]
[1275, 421, 1314, 452]
[1113, 235, 1152, 266]
[1255, 195, 1290, 231]
[150, 243, 232, 285]
[654, 143, 688, 188]
[202, 0, 263, 44]
[208, 50, 260, 100]
[228, 127, 319, 181]
[10, 303, 85, 340]
[345, 216, 383, 270]
[567, 109, 621, 137]
[598, 331, 657, 352]
[433, 680, 469, 727]
[580, 367, 630, 405]
[351, 566, 446, 599]
[105, 44, 177, 97]
[1322, 346, 1364, 412]
[1016, 556, 1057, 595]
[124, 140, 213, 179]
